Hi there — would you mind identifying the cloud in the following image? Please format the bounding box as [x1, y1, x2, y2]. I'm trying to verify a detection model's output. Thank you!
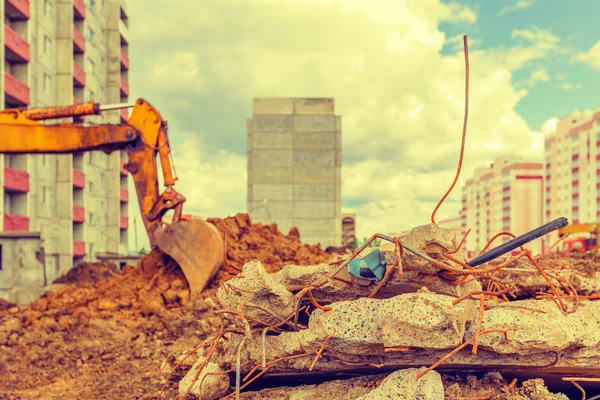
[541, 117, 558, 135]
[572, 40, 600, 70]
[511, 26, 560, 51]
[556, 82, 582, 90]
[521, 66, 550, 87]
[445, 34, 483, 51]
[498, 0, 534, 16]
[126, 0, 552, 243]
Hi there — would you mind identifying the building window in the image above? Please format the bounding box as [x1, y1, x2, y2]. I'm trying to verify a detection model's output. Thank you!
[43, 73, 52, 94]
[89, 212, 94, 225]
[89, 243, 95, 258]
[88, 0, 95, 12]
[42, 154, 50, 167]
[100, 85, 105, 101]
[86, 57, 95, 73]
[43, 0, 51, 17]
[44, 36, 52, 56]
[43, 187, 52, 205]
[100, 58, 105, 72]
[86, 89, 95, 102]
[87, 27, 94, 42]
[88, 181, 94, 195]
[100, 201, 105, 216]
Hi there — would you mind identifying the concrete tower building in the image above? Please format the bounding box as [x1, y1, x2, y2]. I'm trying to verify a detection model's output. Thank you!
[247, 98, 342, 247]
[0, 0, 130, 302]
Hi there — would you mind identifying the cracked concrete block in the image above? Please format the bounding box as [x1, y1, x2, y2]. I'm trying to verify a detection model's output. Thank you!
[178, 357, 229, 400]
[302, 290, 476, 354]
[356, 368, 444, 400]
[464, 300, 600, 355]
[216, 260, 295, 325]
[398, 223, 466, 274]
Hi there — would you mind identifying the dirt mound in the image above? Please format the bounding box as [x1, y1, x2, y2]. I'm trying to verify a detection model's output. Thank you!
[53, 260, 120, 285]
[207, 213, 332, 288]
[0, 213, 333, 399]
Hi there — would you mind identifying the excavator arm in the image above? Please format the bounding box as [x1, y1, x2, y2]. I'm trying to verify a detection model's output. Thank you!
[0, 98, 223, 297]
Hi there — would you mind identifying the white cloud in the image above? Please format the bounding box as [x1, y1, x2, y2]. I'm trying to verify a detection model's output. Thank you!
[572, 40, 600, 70]
[511, 26, 560, 51]
[521, 65, 550, 87]
[498, 0, 534, 16]
[127, 0, 555, 243]
[556, 82, 583, 90]
[541, 117, 558, 135]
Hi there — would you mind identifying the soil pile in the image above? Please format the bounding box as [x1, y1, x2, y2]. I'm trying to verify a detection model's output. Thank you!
[53, 260, 120, 285]
[0, 213, 333, 400]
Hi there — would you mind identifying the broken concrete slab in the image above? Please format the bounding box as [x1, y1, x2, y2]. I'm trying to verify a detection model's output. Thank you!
[395, 223, 465, 275]
[216, 260, 296, 325]
[355, 367, 444, 399]
[271, 262, 482, 302]
[178, 354, 229, 400]
[301, 290, 476, 354]
[464, 300, 600, 355]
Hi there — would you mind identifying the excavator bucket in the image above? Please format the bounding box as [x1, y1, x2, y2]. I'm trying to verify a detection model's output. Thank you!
[154, 218, 224, 298]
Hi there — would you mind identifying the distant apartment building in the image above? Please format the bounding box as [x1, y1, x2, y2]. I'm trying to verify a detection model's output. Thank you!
[460, 158, 544, 257]
[544, 107, 600, 248]
[247, 98, 342, 247]
[0, 0, 130, 295]
[341, 213, 355, 247]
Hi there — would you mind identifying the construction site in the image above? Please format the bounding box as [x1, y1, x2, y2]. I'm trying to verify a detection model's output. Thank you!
[1, 1, 600, 398]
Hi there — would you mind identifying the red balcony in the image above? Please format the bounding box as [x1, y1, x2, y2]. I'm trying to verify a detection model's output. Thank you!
[73, 205, 85, 222]
[73, 169, 85, 188]
[120, 216, 128, 229]
[4, 167, 30, 192]
[4, 73, 30, 105]
[120, 48, 129, 70]
[120, 108, 128, 122]
[6, 0, 30, 19]
[73, 240, 86, 257]
[120, 77, 129, 96]
[4, 214, 29, 231]
[120, 188, 129, 203]
[73, 62, 86, 87]
[120, 160, 129, 175]
[73, 0, 85, 20]
[4, 25, 30, 63]
[73, 25, 85, 53]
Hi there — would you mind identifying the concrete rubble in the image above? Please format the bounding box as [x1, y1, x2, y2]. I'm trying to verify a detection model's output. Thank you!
[202, 224, 600, 398]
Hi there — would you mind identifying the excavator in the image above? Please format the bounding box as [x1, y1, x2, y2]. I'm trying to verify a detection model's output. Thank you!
[0, 98, 224, 298]
[558, 222, 600, 252]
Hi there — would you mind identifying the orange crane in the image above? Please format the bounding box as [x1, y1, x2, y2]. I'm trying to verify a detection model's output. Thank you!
[0, 99, 223, 298]
[558, 222, 600, 252]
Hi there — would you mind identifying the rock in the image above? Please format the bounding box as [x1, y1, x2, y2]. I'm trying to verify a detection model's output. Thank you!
[399, 223, 465, 275]
[162, 289, 179, 305]
[302, 290, 476, 354]
[178, 357, 229, 400]
[216, 260, 295, 325]
[356, 367, 444, 399]
[97, 299, 119, 312]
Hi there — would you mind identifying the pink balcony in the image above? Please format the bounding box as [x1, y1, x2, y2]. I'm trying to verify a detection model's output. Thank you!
[6, 0, 30, 19]
[4, 25, 30, 63]
[120, 160, 129, 175]
[73, 62, 86, 87]
[4, 73, 30, 105]
[73, 205, 85, 222]
[4, 214, 29, 231]
[120, 216, 128, 229]
[4, 166, 30, 192]
[120, 188, 129, 203]
[120, 108, 128, 122]
[120, 77, 129, 97]
[73, 240, 86, 257]
[73, 25, 85, 53]
[120, 48, 129, 70]
[73, 169, 85, 188]
[73, 0, 85, 20]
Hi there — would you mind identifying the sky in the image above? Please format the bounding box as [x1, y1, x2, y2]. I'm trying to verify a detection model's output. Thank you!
[125, 0, 600, 251]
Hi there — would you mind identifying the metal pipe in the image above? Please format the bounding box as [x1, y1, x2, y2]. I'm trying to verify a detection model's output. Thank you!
[98, 102, 135, 111]
[466, 217, 568, 267]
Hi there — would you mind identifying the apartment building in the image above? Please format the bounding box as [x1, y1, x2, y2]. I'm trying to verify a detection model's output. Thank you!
[544, 107, 600, 248]
[460, 158, 544, 258]
[0, 0, 130, 290]
[247, 98, 342, 248]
